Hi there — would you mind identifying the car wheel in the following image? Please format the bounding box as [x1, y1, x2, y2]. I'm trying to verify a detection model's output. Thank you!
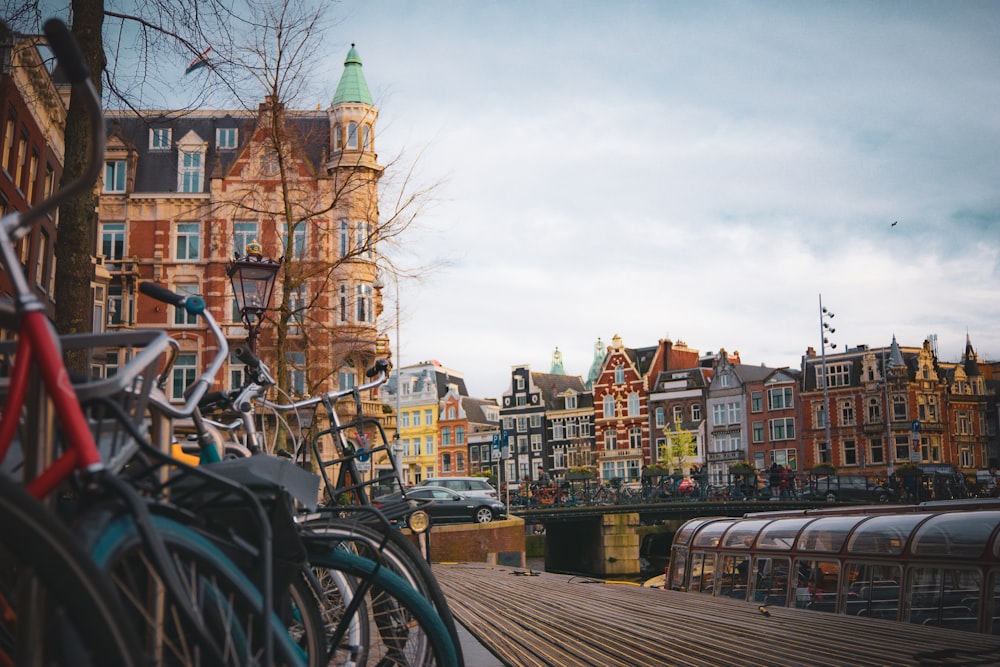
[474, 507, 495, 523]
[825, 491, 837, 502]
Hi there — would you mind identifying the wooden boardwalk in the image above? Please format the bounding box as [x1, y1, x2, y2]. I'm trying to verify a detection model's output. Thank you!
[434, 562, 1000, 667]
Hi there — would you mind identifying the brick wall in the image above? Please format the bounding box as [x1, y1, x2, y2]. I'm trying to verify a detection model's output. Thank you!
[418, 517, 526, 567]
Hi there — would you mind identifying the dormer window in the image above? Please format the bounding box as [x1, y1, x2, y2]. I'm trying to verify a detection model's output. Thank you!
[176, 130, 207, 193]
[104, 160, 127, 193]
[217, 127, 238, 150]
[565, 394, 577, 410]
[150, 128, 171, 150]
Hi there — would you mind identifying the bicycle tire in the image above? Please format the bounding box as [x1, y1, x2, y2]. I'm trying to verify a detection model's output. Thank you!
[302, 517, 464, 660]
[83, 510, 306, 667]
[306, 547, 458, 667]
[286, 566, 336, 667]
[0, 474, 142, 666]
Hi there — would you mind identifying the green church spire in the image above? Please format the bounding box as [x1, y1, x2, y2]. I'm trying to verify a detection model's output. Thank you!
[332, 44, 373, 105]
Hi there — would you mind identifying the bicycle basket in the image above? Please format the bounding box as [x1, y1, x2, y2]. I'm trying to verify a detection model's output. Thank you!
[0, 329, 172, 478]
[67, 330, 172, 472]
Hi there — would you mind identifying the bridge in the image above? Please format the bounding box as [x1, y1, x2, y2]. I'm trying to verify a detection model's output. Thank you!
[511, 499, 821, 577]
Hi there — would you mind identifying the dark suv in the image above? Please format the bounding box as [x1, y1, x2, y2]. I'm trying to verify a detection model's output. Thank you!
[804, 475, 897, 503]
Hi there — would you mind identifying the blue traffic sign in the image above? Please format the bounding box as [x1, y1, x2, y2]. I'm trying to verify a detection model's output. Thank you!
[356, 447, 370, 463]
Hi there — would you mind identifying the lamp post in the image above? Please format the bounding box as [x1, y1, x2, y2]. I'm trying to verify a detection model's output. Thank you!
[819, 294, 837, 466]
[376, 270, 405, 488]
[227, 240, 281, 354]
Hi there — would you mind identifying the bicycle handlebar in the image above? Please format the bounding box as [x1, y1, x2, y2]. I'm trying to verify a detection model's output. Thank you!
[139, 282, 229, 419]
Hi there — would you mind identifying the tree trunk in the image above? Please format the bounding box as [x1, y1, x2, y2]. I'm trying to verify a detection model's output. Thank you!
[54, 0, 104, 372]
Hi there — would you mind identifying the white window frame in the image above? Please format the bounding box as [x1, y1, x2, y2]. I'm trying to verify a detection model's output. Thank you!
[175, 222, 200, 261]
[178, 149, 204, 192]
[104, 159, 126, 193]
[150, 128, 172, 150]
[217, 127, 238, 149]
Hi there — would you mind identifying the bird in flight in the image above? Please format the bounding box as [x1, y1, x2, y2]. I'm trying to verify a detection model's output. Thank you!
[891, 221, 898, 226]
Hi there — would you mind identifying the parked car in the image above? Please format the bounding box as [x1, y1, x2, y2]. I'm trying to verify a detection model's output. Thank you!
[803, 475, 897, 503]
[375, 486, 506, 524]
[417, 477, 498, 500]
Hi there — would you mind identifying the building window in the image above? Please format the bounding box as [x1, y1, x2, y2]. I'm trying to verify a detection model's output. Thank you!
[338, 283, 347, 322]
[768, 387, 793, 410]
[821, 362, 851, 389]
[288, 352, 306, 395]
[691, 404, 701, 421]
[768, 418, 795, 441]
[530, 435, 541, 452]
[840, 400, 854, 426]
[233, 221, 258, 257]
[817, 440, 830, 464]
[336, 220, 349, 257]
[629, 427, 641, 448]
[441, 429, 451, 447]
[217, 127, 238, 149]
[604, 430, 617, 450]
[566, 395, 577, 409]
[150, 128, 172, 150]
[3, 111, 14, 173]
[672, 405, 683, 423]
[26, 151, 38, 202]
[171, 352, 197, 400]
[285, 222, 306, 259]
[627, 392, 639, 416]
[100, 222, 125, 266]
[713, 404, 726, 427]
[516, 376, 525, 390]
[843, 439, 858, 466]
[567, 422, 578, 438]
[15, 133, 26, 190]
[104, 160, 127, 193]
[34, 230, 50, 290]
[815, 403, 827, 428]
[727, 402, 741, 424]
[334, 125, 342, 150]
[869, 437, 884, 464]
[751, 391, 762, 413]
[412, 411, 421, 427]
[356, 283, 373, 323]
[553, 423, 565, 440]
[614, 365, 625, 385]
[173, 284, 199, 325]
[892, 396, 907, 421]
[603, 395, 615, 418]
[655, 407, 665, 428]
[175, 222, 200, 260]
[362, 124, 371, 149]
[867, 398, 881, 423]
[456, 427, 464, 445]
[288, 285, 306, 335]
[179, 150, 203, 192]
[442, 453, 451, 473]
[894, 435, 909, 463]
[752, 422, 763, 443]
[516, 417, 526, 432]
[338, 366, 356, 390]
[347, 122, 358, 149]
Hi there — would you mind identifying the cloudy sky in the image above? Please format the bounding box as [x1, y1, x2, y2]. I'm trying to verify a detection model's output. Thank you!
[317, 1, 1000, 399]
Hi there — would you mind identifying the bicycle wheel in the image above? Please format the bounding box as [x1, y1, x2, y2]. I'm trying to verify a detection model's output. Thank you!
[82, 510, 306, 667]
[302, 516, 463, 659]
[0, 474, 142, 666]
[286, 566, 338, 667]
[306, 547, 458, 667]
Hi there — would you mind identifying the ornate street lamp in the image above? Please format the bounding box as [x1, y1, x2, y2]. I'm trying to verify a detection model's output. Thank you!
[227, 240, 281, 353]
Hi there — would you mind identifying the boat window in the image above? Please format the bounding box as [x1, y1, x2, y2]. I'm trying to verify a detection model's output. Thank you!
[674, 518, 716, 546]
[688, 552, 715, 594]
[912, 511, 1000, 558]
[847, 514, 928, 555]
[757, 517, 813, 551]
[722, 519, 773, 549]
[793, 558, 840, 612]
[751, 556, 790, 606]
[796, 516, 865, 553]
[669, 550, 687, 591]
[907, 567, 981, 632]
[692, 520, 737, 548]
[717, 555, 750, 600]
[988, 570, 1000, 635]
[843, 562, 901, 620]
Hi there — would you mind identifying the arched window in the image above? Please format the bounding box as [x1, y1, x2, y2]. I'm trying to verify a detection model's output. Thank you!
[603, 395, 615, 418]
[334, 125, 343, 149]
[362, 124, 371, 149]
[655, 407, 665, 428]
[347, 122, 358, 149]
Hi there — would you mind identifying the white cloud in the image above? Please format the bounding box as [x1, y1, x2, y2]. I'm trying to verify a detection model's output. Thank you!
[333, 1, 1000, 397]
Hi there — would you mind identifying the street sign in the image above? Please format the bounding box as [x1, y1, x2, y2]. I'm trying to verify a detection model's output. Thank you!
[356, 446, 370, 463]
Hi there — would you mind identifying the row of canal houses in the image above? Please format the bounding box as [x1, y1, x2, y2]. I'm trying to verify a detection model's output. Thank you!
[384, 333, 999, 491]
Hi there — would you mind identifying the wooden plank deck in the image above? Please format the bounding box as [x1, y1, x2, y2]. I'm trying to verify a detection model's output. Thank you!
[434, 563, 1000, 667]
